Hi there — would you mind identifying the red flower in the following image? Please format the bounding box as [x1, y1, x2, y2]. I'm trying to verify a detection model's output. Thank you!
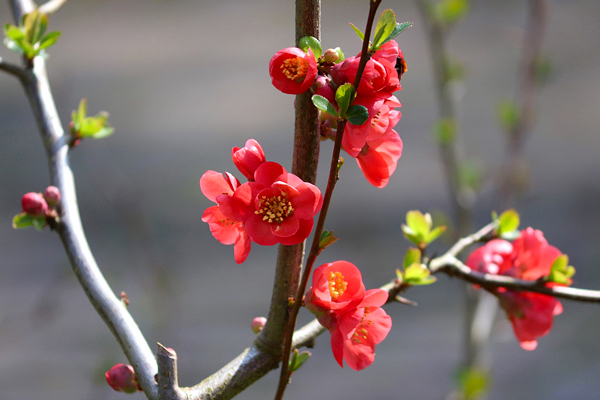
[305, 260, 366, 324]
[200, 170, 251, 264]
[231, 162, 322, 246]
[105, 363, 142, 393]
[305, 261, 392, 370]
[232, 139, 266, 181]
[355, 128, 403, 188]
[331, 40, 402, 97]
[465, 228, 566, 350]
[343, 94, 402, 157]
[269, 47, 318, 95]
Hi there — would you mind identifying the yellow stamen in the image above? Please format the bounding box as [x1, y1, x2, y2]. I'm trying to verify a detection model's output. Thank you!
[281, 57, 309, 81]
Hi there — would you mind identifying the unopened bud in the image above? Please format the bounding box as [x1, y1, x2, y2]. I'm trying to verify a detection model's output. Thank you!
[251, 317, 267, 334]
[105, 363, 142, 393]
[21, 192, 48, 216]
[322, 48, 339, 63]
[43, 186, 61, 207]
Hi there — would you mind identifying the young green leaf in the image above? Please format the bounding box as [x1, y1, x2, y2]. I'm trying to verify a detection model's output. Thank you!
[288, 349, 311, 372]
[404, 263, 436, 285]
[546, 254, 575, 285]
[24, 10, 48, 45]
[319, 230, 339, 250]
[373, 9, 397, 49]
[346, 105, 368, 126]
[426, 225, 447, 244]
[311, 95, 338, 117]
[299, 36, 322, 60]
[403, 247, 422, 269]
[379, 21, 413, 46]
[349, 22, 365, 41]
[497, 209, 520, 237]
[406, 210, 430, 238]
[38, 31, 61, 50]
[335, 83, 356, 118]
[31, 215, 47, 231]
[333, 47, 345, 63]
[12, 213, 33, 229]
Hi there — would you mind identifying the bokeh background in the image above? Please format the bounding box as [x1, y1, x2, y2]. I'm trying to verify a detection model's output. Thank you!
[1, 0, 600, 399]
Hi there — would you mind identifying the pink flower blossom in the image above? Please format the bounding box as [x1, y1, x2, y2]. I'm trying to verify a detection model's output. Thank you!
[355, 128, 403, 188]
[200, 170, 251, 264]
[230, 162, 322, 246]
[269, 47, 318, 95]
[232, 139, 266, 181]
[305, 261, 392, 370]
[465, 228, 567, 350]
[331, 41, 402, 96]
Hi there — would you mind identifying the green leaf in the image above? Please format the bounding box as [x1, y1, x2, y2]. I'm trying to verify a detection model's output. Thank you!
[497, 209, 520, 236]
[404, 263, 436, 285]
[38, 31, 61, 50]
[77, 98, 87, 123]
[4, 24, 25, 41]
[432, 118, 456, 144]
[546, 254, 575, 285]
[379, 21, 413, 46]
[31, 215, 47, 231]
[335, 83, 356, 118]
[349, 22, 365, 41]
[404, 247, 421, 269]
[434, 0, 470, 25]
[12, 213, 33, 229]
[346, 105, 369, 126]
[288, 349, 310, 372]
[89, 125, 114, 139]
[406, 210, 430, 238]
[299, 36, 322, 60]
[373, 9, 396, 49]
[319, 230, 339, 250]
[311, 95, 338, 117]
[456, 367, 490, 400]
[24, 10, 48, 45]
[497, 99, 520, 132]
[426, 225, 447, 243]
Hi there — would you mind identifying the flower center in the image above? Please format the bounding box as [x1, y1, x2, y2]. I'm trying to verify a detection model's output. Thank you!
[281, 57, 309, 82]
[352, 307, 372, 344]
[328, 271, 348, 300]
[255, 193, 294, 223]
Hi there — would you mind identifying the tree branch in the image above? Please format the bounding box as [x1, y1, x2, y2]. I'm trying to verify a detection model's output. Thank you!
[0, 57, 27, 80]
[38, 0, 68, 14]
[8, 0, 159, 398]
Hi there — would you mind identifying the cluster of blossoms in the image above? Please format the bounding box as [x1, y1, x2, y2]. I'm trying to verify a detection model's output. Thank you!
[200, 139, 323, 263]
[269, 39, 406, 188]
[466, 228, 570, 350]
[305, 261, 392, 370]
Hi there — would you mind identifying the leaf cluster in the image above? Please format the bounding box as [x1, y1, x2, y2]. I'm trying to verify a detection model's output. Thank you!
[3, 10, 60, 60]
[402, 210, 447, 250]
[71, 98, 114, 141]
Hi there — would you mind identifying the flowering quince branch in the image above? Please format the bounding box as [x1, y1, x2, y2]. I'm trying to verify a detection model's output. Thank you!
[6, 0, 159, 398]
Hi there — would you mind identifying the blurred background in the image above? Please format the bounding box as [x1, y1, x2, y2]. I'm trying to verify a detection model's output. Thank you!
[1, 0, 599, 399]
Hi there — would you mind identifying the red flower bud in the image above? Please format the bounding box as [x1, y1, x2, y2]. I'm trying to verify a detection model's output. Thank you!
[43, 186, 61, 207]
[251, 317, 267, 334]
[232, 139, 266, 181]
[105, 363, 142, 393]
[21, 192, 48, 216]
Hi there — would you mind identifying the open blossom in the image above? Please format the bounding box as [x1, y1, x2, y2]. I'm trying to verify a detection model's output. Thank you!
[305, 261, 392, 370]
[230, 162, 323, 246]
[355, 128, 403, 188]
[331, 41, 402, 96]
[465, 228, 567, 350]
[232, 139, 266, 181]
[200, 170, 251, 264]
[269, 47, 318, 95]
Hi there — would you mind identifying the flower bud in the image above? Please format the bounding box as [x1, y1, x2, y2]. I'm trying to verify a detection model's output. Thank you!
[21, 192, 48, 216]
[232, 139, 266, 181]
[105, 363, 142, 393]
[251, 317, 267, 334]
[43, 186, 61, 207]
[312, 75, 336, 106]
[322, 48, 339, 63]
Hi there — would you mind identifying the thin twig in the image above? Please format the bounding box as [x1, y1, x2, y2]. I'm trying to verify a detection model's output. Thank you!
[0, 57, 28, 80]
[38, 0, 68, 14]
